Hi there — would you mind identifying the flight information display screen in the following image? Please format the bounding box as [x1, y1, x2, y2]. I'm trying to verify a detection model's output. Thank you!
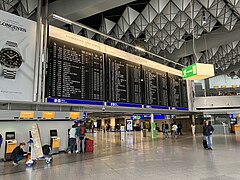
[143, 67, 168, 106]
[46, 37, 104, 101]
[106, 55, 142, 104]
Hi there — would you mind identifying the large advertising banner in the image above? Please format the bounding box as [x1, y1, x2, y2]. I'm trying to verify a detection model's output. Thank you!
[0, 10, 36, 101]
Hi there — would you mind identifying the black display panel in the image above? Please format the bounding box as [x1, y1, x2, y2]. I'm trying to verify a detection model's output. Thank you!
[106, 55, 141, 104]
[168, 75, 181, 107]
[46, 37, 104, 101]
[143, 67, 168, 106]
[181, 80, 188, 107]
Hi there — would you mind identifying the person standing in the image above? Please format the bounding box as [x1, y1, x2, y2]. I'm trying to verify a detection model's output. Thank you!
[203, 120, 214, 150]
[177, 121, 183, 135]
[11, 142, 27, 166]
[172, 122, 178, 138]
[68, 125, 76, 153]
[191, 123, 196, 136]
[77, 122, 87, 153]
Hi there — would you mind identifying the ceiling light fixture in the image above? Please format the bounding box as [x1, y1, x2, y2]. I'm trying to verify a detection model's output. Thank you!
[135, 46, 146, 52]
[49, 14, 185, 68]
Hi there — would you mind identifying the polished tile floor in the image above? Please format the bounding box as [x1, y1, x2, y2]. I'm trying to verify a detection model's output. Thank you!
[1, 131, 240, 180]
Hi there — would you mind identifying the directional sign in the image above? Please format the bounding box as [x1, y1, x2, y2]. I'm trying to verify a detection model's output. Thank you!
[182, 64, 197, 79]
[182, 63, 214, 80]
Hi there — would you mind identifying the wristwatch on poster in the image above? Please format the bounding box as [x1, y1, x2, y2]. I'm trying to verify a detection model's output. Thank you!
[0, 41, 23, 79]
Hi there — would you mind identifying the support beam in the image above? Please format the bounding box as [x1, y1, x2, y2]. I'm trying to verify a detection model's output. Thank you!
[165, 21, 240, 60]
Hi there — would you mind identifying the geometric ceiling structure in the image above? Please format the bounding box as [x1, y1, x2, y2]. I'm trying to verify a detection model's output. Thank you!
[1, 0, 240, 72]
[76, 0, 240, 71]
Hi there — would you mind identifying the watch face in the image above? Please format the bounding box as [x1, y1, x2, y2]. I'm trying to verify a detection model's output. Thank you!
[0, 48, 22, 68]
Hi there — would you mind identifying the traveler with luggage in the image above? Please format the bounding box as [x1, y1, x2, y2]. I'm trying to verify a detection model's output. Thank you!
[11, 142, 27, 166]
[203, 120, 214, 150]
[76, 122, 87, 153]
[68, 125, 76, 153]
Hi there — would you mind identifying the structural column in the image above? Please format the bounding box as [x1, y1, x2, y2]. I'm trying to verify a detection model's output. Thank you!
[110, 117, 115, 130]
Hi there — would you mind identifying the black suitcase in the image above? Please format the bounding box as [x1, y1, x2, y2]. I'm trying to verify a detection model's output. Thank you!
[203, 139, 208, 149]
[42, 144, 51, 155]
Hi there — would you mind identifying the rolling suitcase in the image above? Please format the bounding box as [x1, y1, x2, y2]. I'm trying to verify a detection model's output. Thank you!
[203, 139, 208, 149]
[85, 139, 94, 152]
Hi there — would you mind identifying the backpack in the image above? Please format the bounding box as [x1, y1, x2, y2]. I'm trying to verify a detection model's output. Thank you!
[80, 126, 85, 135]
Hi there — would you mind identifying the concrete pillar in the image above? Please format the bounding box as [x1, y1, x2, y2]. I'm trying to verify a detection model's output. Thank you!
[110, 117, 115, 129]
[187, 80, 194, 111]
[101, 119, 105, 127]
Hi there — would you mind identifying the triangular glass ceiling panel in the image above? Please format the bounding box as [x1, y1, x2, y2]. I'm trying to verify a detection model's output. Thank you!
[172, 0, 191, 11]
[185, 1, 202, 19]
[129, 23, 141, 38]
[153, 14, 168, 30]
[150, 0, 169, 13]
[173, 12, 189, 28]
[122, 6, 139, 25]
[162, 2, 179, 21]
[142, 4, 158, 23]
[200, 0, 215, 9]
[135, 15, 148, 31]
[72, 24, 82, 34]
[164, 22, 177, 35]
[104, 18, 115, 34]
[118, 17, 130, 33]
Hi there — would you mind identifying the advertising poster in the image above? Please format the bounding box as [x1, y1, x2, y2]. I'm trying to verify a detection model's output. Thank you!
[126, 119, 133, 131]
[0, 10, 36, 101]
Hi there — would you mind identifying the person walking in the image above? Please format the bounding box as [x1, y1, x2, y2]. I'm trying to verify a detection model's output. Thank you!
[172, 122, 178, 138]
[191, 123, 196, 136]
[203, 120, 214, 150]
[164, 121, 169, 138]
[11, 142, 27, 166]
[68, 125, 76, 153]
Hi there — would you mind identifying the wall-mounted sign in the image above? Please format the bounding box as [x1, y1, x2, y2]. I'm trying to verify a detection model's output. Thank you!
[42, 112, 55, 119]
[0, 10, 36, 101]
[20, 111, 34, 119]
[69, 112, 80, 119]
[126, 119, 133, 131]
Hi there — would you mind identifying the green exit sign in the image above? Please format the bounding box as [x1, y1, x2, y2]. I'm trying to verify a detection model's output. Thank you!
[182, 63, 197, 79]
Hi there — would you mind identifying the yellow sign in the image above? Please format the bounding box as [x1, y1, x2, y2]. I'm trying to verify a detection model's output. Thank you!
[70, 112, 80, 119]
[6, 143, 17, 153]
[42, 112, 55, 119]
[52, 139, 60, 148]
[20, 111, 34, 119]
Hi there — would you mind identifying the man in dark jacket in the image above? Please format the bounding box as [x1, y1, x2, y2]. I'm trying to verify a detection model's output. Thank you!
[11, 142, 27, 166]
[203, 120, 214, 150]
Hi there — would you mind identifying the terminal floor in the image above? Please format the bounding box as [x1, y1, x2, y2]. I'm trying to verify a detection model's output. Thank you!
[1, 132, 240, 180]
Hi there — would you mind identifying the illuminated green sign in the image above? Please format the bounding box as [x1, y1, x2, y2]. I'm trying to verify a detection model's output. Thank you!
[182, 63, 197, 79]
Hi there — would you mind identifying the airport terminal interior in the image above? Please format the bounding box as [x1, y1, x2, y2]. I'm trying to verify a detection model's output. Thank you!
[0, 0, 240, 179]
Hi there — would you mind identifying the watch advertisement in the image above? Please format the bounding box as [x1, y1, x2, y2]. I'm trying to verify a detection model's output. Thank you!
[0, 10, 36, 101]
[126, 119, 133, 131]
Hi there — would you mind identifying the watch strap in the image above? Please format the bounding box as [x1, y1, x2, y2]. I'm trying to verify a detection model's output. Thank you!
[3, 69, 16, 79]
[6, 41, 18, 48]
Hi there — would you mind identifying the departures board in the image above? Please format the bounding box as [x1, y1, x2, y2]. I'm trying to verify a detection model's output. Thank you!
[46, 37, 188, 107]
[46, 37, 104, 101]
[142, 67, 168, 106]
[106, 55, 142, 104]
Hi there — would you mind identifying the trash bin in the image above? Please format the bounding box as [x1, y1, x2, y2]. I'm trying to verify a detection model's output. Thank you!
[143, 129, 147, 137]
